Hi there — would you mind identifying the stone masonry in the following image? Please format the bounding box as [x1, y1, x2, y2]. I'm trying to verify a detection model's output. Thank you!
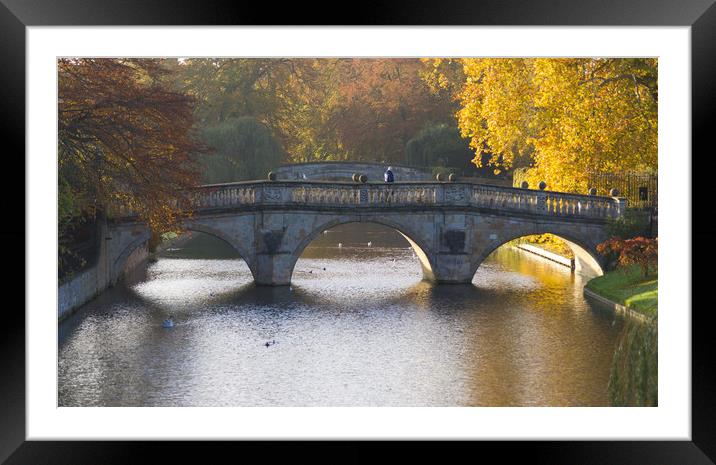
[109, 180, 625, 286]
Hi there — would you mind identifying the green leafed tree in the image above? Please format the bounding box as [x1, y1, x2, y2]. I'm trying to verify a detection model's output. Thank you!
[200, 117, 285, 183]
[406, 123, 480, 169]
[406, 123, 500, 177]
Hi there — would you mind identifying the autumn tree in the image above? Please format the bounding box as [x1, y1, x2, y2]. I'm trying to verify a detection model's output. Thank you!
[597, 237, 658, 277]
[168, 58, 319, 126]
[172, 58, 458, 165]
[59, 58, 207, 234]
[328, 59, 456, 163]
[425, 58, 658, 191]
[169, 57, 336, 161]
[270, 59, 345, 162]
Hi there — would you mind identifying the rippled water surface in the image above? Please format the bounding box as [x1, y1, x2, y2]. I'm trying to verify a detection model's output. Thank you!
[59, 224, 624, 406]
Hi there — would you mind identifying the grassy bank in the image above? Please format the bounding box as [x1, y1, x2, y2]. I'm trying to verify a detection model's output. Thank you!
[586, 265, 658, 316]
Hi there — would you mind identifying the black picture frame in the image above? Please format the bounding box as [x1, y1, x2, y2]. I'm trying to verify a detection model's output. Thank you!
[3, 0, 714, 463]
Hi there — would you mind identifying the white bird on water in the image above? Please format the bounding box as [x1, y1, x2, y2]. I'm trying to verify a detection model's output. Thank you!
[338, 243, 343, 248]
[367, 241, 372, 247]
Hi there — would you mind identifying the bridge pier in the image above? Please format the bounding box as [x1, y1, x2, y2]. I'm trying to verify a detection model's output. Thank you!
[428, 253, 474, 284]
[254, 252, 294, 286]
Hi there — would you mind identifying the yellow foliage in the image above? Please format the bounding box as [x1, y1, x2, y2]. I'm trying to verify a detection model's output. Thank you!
[523, 233, 575, 259]
[436, 58, 658, 193]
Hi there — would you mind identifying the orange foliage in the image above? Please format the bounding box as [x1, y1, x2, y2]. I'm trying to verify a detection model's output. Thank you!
[597, 237, 658, 276]
[59, 58, 209, 231]
[330, 59, 455, 162]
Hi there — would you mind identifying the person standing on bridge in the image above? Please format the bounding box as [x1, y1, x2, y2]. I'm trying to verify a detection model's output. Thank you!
[384, 166, 395, 183]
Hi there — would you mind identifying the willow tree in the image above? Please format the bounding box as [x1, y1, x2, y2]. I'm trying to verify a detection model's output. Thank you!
[406, 123, 475, 169]
[425, 58, 658, 192]
[200, 117, 285, 183]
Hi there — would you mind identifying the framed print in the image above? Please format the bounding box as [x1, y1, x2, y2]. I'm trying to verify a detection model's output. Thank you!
[4, 0, 715, 462]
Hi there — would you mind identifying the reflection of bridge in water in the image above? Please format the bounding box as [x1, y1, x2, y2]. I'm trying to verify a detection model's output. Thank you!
[108, 180, 626, 286]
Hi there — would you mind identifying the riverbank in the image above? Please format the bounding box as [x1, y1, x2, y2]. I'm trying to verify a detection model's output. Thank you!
[511, 241, 658, 321]
[515, 243, 574, 269]
[511, 234, 576, 271]
[585, 266, 658, 318]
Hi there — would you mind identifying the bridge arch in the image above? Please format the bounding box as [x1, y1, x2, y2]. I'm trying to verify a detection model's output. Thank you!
[469, 229, 605, 280]
[178, 221, 258, 279]
[111, 230, 152, 284]
[112, 222, 258, 285]
[287, 217, 437, 283]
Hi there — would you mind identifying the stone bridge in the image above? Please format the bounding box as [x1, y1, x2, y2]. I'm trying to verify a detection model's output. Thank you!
[108, 181, 626, 286]
[271, 161, 432, 181]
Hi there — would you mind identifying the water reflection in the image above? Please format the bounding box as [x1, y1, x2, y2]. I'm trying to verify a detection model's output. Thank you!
[59, 224, 624, 406]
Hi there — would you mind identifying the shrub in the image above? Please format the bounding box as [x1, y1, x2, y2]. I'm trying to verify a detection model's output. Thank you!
[431, 166, 452, 179]
[606, 209, 652, 239]
[406, 124, 471, 168]
[597, 237, 658, 277]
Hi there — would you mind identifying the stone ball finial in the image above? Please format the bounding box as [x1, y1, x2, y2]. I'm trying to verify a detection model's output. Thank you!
[538, 181, 547, 190]
[268, 171, 277, 181]
[448, 173, 457, 182]
[436, 173, 444, 182]
[520, 181, 529, 189]
[609, 188, 620, 197]
[359, 174, 368, 183]
[588, 187, 597, 195]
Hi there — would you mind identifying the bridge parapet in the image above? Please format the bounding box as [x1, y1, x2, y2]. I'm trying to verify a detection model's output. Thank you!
[468, 184, 626, 219]
[111, 181, 625, 222]
[190, 181, 625, 221]
[190, 184, 256, 208]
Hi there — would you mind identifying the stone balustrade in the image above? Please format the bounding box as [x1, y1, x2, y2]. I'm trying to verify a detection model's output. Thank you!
[468, 184, 625, 219]
[184, 181, 625, 221]
[191, 185, 256, 208]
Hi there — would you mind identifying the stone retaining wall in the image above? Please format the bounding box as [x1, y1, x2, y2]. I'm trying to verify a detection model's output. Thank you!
[58, 266, 102, 321]
[583, 287, 650, 322]
[58, 222, 149, 321]
[516, 243, 575, 269]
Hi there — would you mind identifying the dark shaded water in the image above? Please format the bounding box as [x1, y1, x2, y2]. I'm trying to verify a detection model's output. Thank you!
[58, 224, 624, 406]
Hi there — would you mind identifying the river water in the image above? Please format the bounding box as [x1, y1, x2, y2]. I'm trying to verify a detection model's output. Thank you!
[58, 223, 624, 406]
